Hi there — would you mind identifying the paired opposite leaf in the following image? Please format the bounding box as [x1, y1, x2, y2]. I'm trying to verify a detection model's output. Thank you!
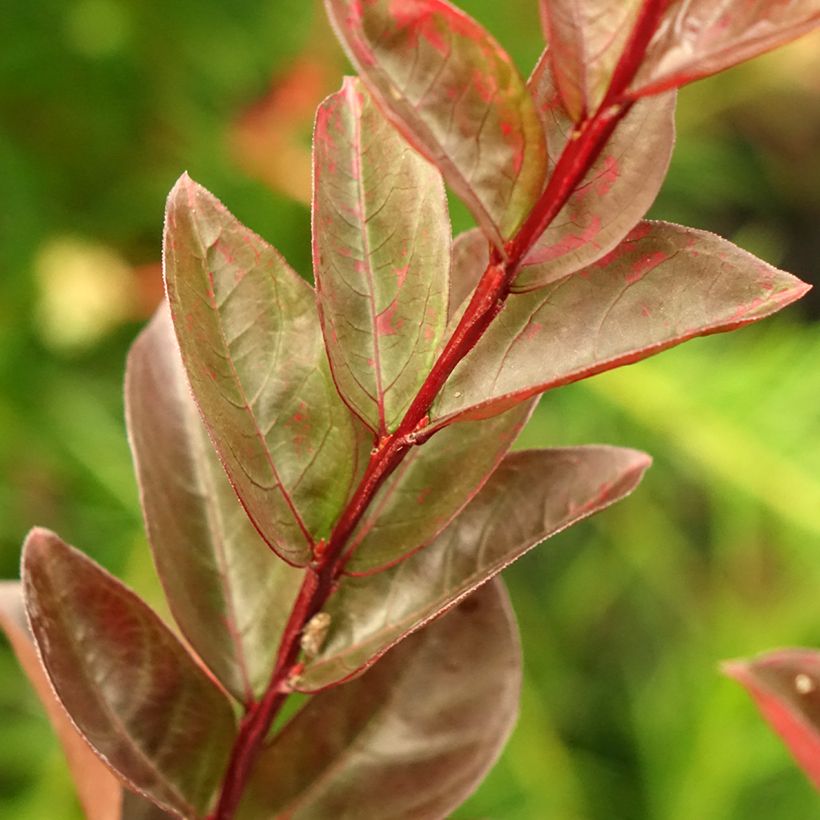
[325, 0, 547, 248]
[517, 50, 676, 288]
[724, 649, 820, 790]
[538, 0, 643, 120]
[632, 1, 820, 98]
[344, 400, 534, 574]
[0, 582, 122, 820]
[434, 221, 810, 425]
[313, 77, 449, 434]
[299, 446, 650, 691]
[238, 580, 520, 819]
[126, 305, 304, 703]
[22, 529, 236, 819]
[163, 175, 367, 565]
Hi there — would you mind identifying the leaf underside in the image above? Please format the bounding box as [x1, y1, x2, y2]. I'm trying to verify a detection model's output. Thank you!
[238, 580, 520, 820]
[724, 649, 820, 791]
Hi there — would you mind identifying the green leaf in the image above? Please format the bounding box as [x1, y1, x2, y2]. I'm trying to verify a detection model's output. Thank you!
[313, 77, 449, 434]
[538, 0, 643, 120]
[325, 0, 547, 248]
[0, 581, 123, 820]
[344, 400, 534, 574]
[514, 50, 676, 290]
[632, 1, 820, 97]
[22, 529, 237, 819]
[238, 580, 520, 819]
[163, 174, 368, 566]
[300, 446, 649, 691]
[724, 649, 820, 790]
[433, 220, 810, 425]
[126, 305, 304, 704]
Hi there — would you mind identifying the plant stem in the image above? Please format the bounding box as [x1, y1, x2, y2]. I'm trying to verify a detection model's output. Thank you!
[209, 5, 668, 810]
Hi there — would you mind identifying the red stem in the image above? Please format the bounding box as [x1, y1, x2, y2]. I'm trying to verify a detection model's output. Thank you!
[209, 5, 669, 814]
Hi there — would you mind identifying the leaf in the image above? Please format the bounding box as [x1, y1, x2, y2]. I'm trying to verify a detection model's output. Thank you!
[344, 400, 534, 574]
[22, 529, 237, 819]
[313, 77, 449, 434]
[538, 0, 643, 120]
[126, 305, 304, 704]
[325, 0, 547, 248]
[299, 446, 650, 691]
[163, 174, 368, 566]
[632, 1, 820, 98]
[515, 50, 676, 288]
[449, 228, 489, 320]
[433, 220, 811, 425]
[0, 581, 122, 820]
[238, 579, 520, 819]
[723, 649, 820, 790]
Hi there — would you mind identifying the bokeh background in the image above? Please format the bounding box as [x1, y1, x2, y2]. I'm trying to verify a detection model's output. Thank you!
[2, 1, 819, 817]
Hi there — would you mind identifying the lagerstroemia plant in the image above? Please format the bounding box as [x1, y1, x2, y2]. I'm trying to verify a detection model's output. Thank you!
[3, 1, 819, 817]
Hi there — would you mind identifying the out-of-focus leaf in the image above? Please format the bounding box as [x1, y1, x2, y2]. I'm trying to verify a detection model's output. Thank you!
[313, 77, 449, 434]
[516, 50, 676, 287]
[449, 228, 489, 320]
[0, 581, 122, 820]
[538, 0, 643, 120]
[238, 580, 520, 819]
[121, 791, 175, 820]
[163, 175, 367, 566]
[723, 649, 820, 790]
[21, 529, 237, 819]
[434, 221, 810, 425]
[325, 0, 547, 248]
[126, 305, 303, 704]
[300, 446, 650, 691]
[632, 1, 820, 97]
[344, 401, 534, 574]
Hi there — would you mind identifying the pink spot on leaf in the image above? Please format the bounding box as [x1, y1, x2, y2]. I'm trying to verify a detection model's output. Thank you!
[627, 250, 668, 283]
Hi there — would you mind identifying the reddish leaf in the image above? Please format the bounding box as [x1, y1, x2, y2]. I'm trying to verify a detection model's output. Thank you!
[325, 0, 547, 248]
[723, 649, 820, 790]
[300, 446, 649, 690]
[344, 400, 534, 574]
[538, 0, 643, 120]
[126, 305, 304, 703]
[0, 581, 122, 820]
[516, 50, 676, 288]
[22, 529, 237, 819]
[238, 580, 520, 819]
[163, 175, 368, 566]
[632, 2, 820, 98]
[313, 77, 449, 434]
[433, 221, 810, 425]
[449, 228, 489, 320]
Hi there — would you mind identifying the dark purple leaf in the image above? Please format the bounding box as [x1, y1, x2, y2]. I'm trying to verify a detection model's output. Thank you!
[238, 580, 520, 819]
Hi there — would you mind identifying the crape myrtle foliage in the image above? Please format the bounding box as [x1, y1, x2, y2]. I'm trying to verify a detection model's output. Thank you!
[2, 0, 819, 817]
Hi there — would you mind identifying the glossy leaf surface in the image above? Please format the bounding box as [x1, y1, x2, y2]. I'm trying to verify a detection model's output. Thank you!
[163, 175, 365, 565]
[516, 50, 676, 288]
[126, 305, 304, 703]
[632, 1, 820, 98]
[239, 580, 520, 819]
[345, 400, 533, 574]
[724, 649, 820, 790]
[22, 529, 236, 819]
[325, 0, 547, 248]
[539, 0, 643, 120]
[434, 221, 810, 424]
[301, 446, 650, 690]
[0, 582, 122, 820]
[313, 77, 449, 434]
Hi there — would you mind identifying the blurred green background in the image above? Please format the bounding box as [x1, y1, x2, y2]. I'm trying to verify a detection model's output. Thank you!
[1, 1, 819, 817]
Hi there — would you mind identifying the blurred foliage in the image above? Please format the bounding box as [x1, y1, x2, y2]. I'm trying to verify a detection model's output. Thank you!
[0, 0, 819, 817]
